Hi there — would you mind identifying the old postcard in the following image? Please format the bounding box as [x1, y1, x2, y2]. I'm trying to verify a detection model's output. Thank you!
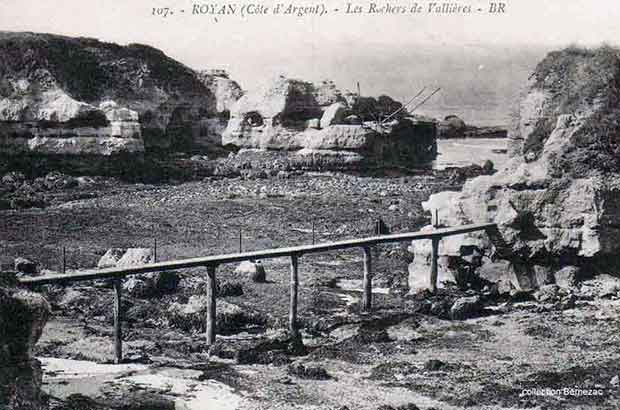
[1, 1, 620, 409]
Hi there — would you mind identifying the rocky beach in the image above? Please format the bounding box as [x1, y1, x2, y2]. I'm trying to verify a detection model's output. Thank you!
[2, 30, 620, 410]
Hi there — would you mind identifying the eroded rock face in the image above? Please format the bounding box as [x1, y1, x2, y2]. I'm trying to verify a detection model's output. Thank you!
[196, 69, 243, 114]
[409, 46, 620, 292]
[223, 76, 437, 169]
[223, 75, 323, 149]
[0, 274, 51, 410]
[195, 70, 244, 147]
[0, 31, 223, 155]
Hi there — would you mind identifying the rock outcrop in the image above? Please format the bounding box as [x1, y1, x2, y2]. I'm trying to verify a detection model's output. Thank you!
[196, 69, 243, 113]
[0, 273, 50, 410]
[223, 76, 437, 169]
[195, 69, 244, 147]
[0, 32, 235, 162]
[409, 46, 620, 292]
[438, 115, 508, 139]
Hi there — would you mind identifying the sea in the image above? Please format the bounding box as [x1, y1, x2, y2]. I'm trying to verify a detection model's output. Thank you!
[433, 138, 510, 170]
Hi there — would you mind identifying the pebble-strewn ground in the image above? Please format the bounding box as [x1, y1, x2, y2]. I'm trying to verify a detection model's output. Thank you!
[4, 172, 620, 410]
[0, 172, 457, 271]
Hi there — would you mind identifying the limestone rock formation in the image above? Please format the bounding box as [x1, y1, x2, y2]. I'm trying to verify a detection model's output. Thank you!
[409, 46, 620, 292]
[0, 273, 50, 410]
[0, 31, 222, 157]
[223, 75, 437, 169]
[196, 69, 243, 113]
[195, 69, 244, 147]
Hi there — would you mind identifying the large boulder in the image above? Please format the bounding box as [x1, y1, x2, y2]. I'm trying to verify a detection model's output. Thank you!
[97, 248, 126, 269]
[235, 260, 267, 283]
[98, 248, 180, 297]
[409, 46, 620, 291]
[0, 274, 51, 410]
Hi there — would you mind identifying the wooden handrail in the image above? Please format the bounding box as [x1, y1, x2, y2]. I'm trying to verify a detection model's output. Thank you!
[16, 222, 497, 363]
[18, 223, 496, 286]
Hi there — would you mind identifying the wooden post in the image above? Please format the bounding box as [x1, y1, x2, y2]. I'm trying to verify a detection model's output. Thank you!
[312, 219, 316, 245]
[238, 228, 242, 253]
[362, 246, 372, 311]
[154, 238, 158, 263]
[62, 247, 66, 274]
[289, 254, 299, 335]
[113, 277, 123, 364]
[430, 237, 439, 294]
[206, 265, 217, 345]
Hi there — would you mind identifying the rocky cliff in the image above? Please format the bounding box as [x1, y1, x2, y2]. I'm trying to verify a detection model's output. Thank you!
[409, 46, 620, 292]
[0, 32, 246, 161]
[223, 76, 437, 169]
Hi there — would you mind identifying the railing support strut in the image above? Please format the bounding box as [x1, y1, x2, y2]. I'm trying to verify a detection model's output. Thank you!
[430, 237, 439, 294]
[113, 277, 123, 364]
[362, 246, 373, 312]
[206, 265, 217, 346]
[289, 254, 299, 335]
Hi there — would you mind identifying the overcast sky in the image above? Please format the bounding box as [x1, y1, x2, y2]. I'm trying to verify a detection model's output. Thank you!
[0, 0, 618, 123]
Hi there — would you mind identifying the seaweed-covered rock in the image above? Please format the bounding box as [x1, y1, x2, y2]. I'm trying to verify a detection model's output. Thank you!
[287, 362, 332, 380]
[450, 296, 483, 320]
[167, 297, 265, 333]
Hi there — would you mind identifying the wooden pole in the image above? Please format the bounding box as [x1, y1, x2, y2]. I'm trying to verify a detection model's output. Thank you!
[154, 238, 158, 263]
[362, 246, 372, 311]
[430, 238, 439, 294]
[312, 219, 316, 245]
[238, 228, 242, 253]
[206, 265, 217, 345]
[62, 247, 66, 274]
[113, 277, 123, 364]
[289, 254, 299, 335]
[430, 209, 440, 293]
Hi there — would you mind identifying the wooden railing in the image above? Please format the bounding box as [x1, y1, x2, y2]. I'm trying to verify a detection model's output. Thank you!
[18, 222, 498, 364]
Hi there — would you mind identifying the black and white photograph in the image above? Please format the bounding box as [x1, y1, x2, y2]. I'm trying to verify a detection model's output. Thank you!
[1, 1, 620, 409]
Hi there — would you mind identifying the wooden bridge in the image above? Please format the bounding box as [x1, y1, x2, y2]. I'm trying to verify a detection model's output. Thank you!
[19, 222, 499, 364]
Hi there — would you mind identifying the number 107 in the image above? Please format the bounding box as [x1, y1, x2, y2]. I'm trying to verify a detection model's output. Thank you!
[152, 7, 171, 17]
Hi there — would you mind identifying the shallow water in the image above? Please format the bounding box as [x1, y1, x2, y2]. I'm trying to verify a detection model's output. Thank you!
[433, 137, 509, 170]
[40, 357, 243, 410]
